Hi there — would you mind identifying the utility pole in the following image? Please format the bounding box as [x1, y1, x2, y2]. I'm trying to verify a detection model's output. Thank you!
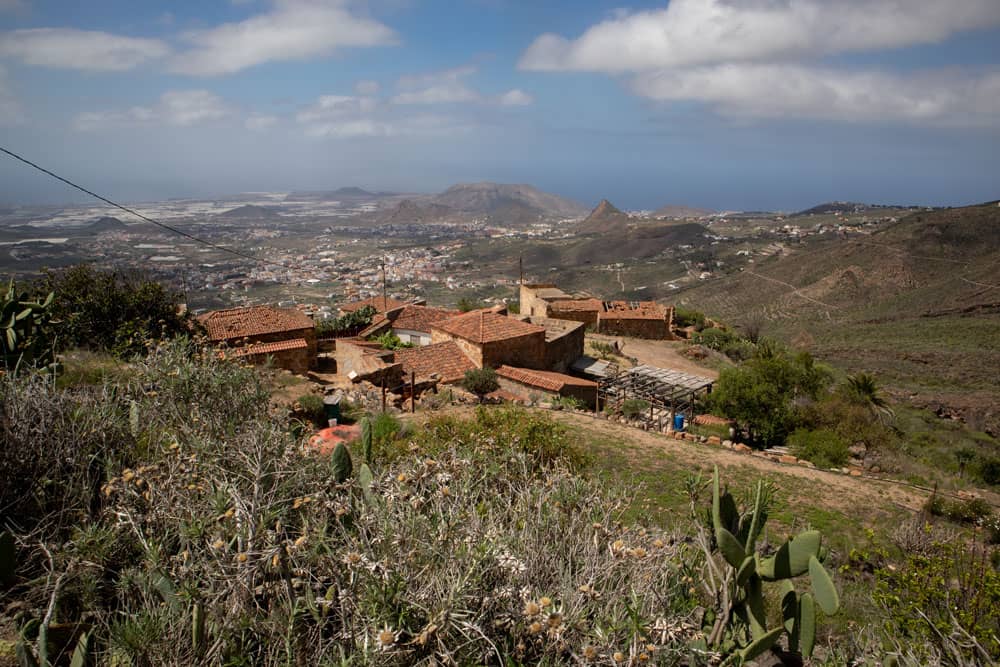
[518, 255, 523, 285]
[381, 256, 387, 311]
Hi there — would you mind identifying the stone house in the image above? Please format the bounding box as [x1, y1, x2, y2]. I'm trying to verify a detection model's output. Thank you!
[496, 365, 598, 408]
[199, 305, 316, 372]
[519, 283, 675, 340]
[358, 304, 461, 346]
[515, 315, 586, 373]
[431, 310, 547, 370]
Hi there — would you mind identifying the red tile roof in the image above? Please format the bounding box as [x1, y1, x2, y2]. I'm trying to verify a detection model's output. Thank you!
[432, 310, 545, 344]
[390, 305, 461, 333]
[391, 341, 476, 383]
[199, 306, 314, 341]
[549, 298, 603, 312]
[496, 365, 598, 392]
[340, 296, 412, 314]
[230, 338, 308, 357]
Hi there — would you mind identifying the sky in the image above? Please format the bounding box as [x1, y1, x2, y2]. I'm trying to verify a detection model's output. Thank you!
[0, 0, 998, 211]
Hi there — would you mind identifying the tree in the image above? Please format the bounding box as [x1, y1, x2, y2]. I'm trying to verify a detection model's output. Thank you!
[709, 350, 832, 448]
[36, 265, 193, 357]
[456, 297, 484, 313]
[840, 372, 894, 423]
[462, 367, 499, 403]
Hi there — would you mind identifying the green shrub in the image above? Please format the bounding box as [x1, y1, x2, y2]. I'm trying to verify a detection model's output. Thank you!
[315, 305, 376, 337]
[693, 326, 736, 351]
[673, 307, 706, 330]
[620, 398, 650, 419]
[36, 265, 193, 358]
[462, 367, 499, 402]
[296, 394, 325, 423]
[945, 497, 993, 524]
[979, 456, 1000, 486]
[369, 331, 413, 350]
[787, 428, 850, 468]
[552, 395, 585, 411]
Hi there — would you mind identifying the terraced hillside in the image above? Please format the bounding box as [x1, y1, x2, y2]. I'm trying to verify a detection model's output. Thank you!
[674, 202, 1000, 434]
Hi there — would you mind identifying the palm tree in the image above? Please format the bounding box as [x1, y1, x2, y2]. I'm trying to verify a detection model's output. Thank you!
[843, 373, 894, 423]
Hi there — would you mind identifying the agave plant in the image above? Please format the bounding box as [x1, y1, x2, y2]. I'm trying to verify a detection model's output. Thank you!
[1, 279, 55, 372]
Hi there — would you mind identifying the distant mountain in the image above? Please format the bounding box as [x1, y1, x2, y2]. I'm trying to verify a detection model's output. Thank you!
[284, 188, 392, 202]
[331, 186, 375, 197]
[81, 216, 127, 233]
[216, 205, 284, 220]
[652, 204, 716, 219]
[577, 199, 632, 234]
[430, 183, 587, 218]
[378, 199, 456, 224]
[791, 201, 917, 217]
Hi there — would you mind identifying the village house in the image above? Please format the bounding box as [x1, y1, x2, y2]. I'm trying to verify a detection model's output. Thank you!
[519, 283, 676, 340]
[357, 303, 461, 346]
[430, 309, 548, 370]
[495, 365, 598, 408]
[199, 305, 317, 373]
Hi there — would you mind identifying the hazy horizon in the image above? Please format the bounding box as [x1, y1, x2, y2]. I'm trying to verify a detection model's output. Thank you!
[1, 0, 999, 211]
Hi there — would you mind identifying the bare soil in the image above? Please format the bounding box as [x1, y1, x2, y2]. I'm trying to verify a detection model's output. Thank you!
[586, 334, 719, 379]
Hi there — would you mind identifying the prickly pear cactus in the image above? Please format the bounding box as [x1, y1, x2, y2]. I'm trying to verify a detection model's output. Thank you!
[331, 442, 352, 484]
[1, 279, 55, 372]
[701, 466, 839, 662]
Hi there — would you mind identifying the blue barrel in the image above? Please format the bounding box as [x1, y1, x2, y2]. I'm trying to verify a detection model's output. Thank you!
[673, 414, 685, 431]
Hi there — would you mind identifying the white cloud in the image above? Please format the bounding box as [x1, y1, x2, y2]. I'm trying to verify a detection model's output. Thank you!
[497, 89, 533, 106]
[296, 94, 377, 124]
[392, 66, 481, 105]
[295, 91, 470, 139]
[354, 79, 380, 96]
[170, 0, 396, 76]
[0, 65, 22, 125]
[632, 64, 1000, 126]
[0, 28, 169, 71]
[520, 0, 1000, 73]
[245, 113, 279, 130]
[303, 118, 394, 138]
[75, 89, 231, 130]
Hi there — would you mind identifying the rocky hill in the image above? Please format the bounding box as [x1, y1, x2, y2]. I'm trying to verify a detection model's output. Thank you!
[577, 199, 632, 234]
[430, 182, 586, 218]
[216, 204, 284, 220]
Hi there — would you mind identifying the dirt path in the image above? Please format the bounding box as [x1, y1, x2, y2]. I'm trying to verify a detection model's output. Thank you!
[586, 334, 720, 379]
[546, 411, 929, 516]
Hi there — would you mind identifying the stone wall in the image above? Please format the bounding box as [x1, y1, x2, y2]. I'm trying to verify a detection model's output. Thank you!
[224, 327, 318, 368]
[597, 316, 669, 339]
[481, 332, 546, 370]
[547, 306, 598, 327]
[519, 284, 554, 318]
[543, 325, 585, 373]
[242, 346, 310, 374]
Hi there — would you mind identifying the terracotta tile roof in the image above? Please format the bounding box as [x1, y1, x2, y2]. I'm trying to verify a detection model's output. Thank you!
[496, 365, 598, 392]
[549, 298, 603, 312]
[392, 341, 476, 383]
[390, 305, 460, 333]
[432, 310, 545, 344]
[599, 301, 669, 320]
[199, 306, 314, 341]
[230, 338, 308, 357]
[340, 296, 412, 314]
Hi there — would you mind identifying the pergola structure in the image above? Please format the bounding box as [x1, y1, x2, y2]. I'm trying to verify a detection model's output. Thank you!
[597, 364, 714, 428]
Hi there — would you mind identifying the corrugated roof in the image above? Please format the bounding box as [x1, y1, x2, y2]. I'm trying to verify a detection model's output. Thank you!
[230, 338, 308, 357]
[391, 341, 476, 383]
[496, 365, 597, 392]
[432, 310, 545, 344]
[199, 306, 314, 341]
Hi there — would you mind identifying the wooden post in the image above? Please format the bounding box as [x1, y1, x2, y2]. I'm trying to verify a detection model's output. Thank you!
[410, 371, 416, 413]
[519, 255, 523, 285]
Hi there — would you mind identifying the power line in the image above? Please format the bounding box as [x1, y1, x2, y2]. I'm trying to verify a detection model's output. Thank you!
[0, 145, 293, 270]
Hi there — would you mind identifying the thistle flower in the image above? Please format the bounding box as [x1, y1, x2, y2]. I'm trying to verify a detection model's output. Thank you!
[523, 600, 541, 617]
[377, 627, 396, 650]
[582, 645, 598, 660]
[527, 621, 543, 635]
[613, 652, 626, 663]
